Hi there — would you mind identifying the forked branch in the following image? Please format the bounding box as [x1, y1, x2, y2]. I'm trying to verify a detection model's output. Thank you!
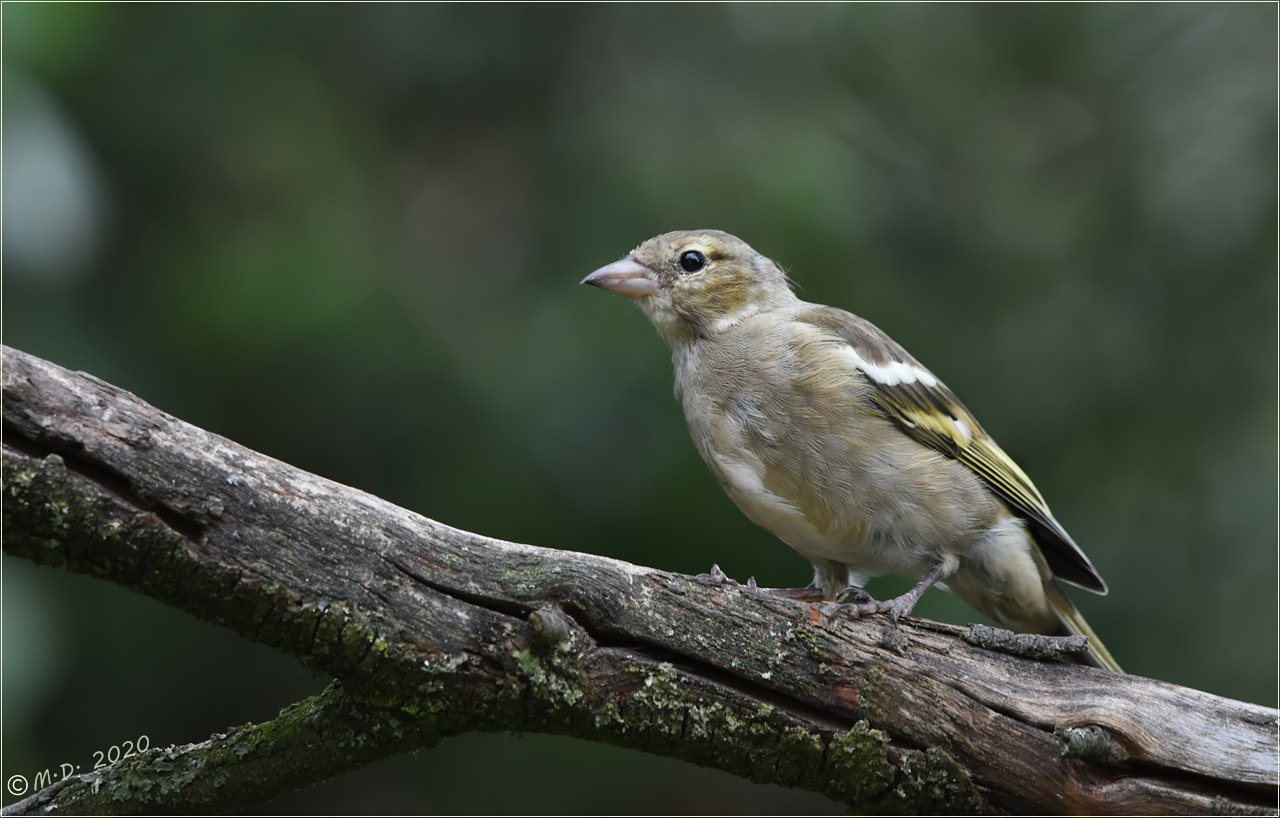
[3, 345, 1275, 815]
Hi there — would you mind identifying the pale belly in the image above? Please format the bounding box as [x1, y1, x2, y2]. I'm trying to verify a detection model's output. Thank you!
[675, 319, 998, 582]
[703, 436, 971, 581]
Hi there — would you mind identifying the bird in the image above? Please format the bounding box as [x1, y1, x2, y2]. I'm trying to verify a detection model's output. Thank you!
[581, 229, 1121, 672]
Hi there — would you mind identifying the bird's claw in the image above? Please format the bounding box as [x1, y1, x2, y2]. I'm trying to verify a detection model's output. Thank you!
[698, 564, 742, 587]
[697, 567, 824, 601]
[830, 593, 906, 624]
[831, 565, 943, 624]
[835, 586, 873, 604]
[830, 592, 919, 625]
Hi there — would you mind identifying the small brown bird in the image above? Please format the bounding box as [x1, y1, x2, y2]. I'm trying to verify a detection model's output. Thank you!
[582, 229, 1121, 672]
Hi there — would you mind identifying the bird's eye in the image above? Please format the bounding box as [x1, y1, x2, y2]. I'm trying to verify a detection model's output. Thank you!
[679, 250, 707, 273]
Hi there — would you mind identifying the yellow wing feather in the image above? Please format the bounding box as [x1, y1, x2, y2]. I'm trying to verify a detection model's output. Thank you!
[800, 306, 1108, 594]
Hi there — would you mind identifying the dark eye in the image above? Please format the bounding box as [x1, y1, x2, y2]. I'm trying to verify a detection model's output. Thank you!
[679, 250, 707, 273]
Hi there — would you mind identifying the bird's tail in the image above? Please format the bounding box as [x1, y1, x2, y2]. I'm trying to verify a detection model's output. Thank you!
[1044, 579, 1123, 673]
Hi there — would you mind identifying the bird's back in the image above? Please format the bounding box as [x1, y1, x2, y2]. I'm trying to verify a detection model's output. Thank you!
[674, 310, 1009, 586]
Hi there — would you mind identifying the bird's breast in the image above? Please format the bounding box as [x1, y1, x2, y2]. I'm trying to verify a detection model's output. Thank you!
[673, 320, 998, 574]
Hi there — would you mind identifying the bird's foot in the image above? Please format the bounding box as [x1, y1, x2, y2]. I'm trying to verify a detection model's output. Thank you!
[835, 586, 874, 605]
[697, 564, 757, 589]
[830, 563, 948, 624]
[758, 585, 826, 601]
[697, 566, 827, 601]
[831, 591, 916, 624]
[763, 585, 871, 604]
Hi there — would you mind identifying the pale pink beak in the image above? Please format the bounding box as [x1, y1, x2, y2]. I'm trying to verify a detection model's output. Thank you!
[581, 258, 661, 298]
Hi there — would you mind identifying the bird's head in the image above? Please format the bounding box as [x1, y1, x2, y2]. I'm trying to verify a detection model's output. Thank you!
[581, 229, 796, 347]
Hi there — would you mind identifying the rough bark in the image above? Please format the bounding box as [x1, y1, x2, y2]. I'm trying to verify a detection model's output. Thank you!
[2, 344, 1276, 816]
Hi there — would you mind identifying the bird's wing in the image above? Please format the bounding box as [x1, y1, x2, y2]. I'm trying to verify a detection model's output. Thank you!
[798, 306, 1107, 594]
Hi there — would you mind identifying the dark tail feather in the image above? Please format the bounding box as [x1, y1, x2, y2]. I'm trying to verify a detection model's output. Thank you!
[1044, 579, 1123, 672]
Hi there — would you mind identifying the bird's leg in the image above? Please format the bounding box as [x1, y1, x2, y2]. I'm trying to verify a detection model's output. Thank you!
[834, 562, 947, 623]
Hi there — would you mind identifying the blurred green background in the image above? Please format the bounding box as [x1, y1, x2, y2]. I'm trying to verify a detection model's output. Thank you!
[3, 3, 1276, 813]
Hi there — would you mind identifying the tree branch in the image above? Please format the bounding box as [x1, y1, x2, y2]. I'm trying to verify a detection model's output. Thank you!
[2, 345, 1276, 815]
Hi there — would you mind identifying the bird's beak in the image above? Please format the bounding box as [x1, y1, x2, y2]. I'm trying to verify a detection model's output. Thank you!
[580, 258, 661, 298]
